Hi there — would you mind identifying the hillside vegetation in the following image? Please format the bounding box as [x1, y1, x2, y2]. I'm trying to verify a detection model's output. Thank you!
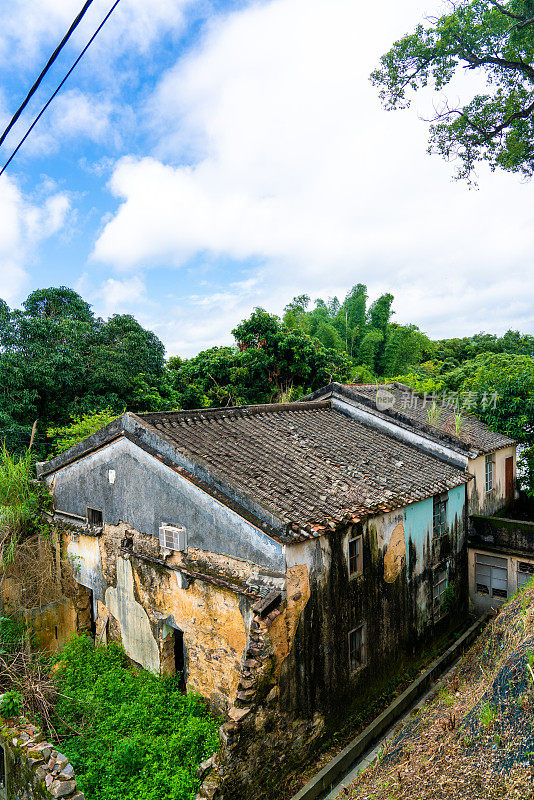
[348, 586, 534, 800]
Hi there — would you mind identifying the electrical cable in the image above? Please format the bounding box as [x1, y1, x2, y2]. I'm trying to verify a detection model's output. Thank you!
[0, 0, 96, 149]
[0, 0, 122, 176]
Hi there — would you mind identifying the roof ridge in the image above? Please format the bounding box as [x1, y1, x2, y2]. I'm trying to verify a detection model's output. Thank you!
[135, 399, 332, 423]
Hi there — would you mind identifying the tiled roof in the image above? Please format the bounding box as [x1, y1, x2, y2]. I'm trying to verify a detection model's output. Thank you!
[339, 383, 516, 455]
[135, 401, 469, 542]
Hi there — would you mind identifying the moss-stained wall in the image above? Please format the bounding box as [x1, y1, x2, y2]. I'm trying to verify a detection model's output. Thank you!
[278, 484, 467, 719]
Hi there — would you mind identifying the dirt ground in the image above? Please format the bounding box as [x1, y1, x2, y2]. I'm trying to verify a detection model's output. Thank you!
[347, 585, 534, 800]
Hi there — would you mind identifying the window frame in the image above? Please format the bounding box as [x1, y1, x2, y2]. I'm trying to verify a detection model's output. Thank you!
[475, 552, 508, 599]
[86, 506, 103, 528]
[348, 624, 366, 673]
[347, 534, 363, 578]
[432, 492, 448, 539]
[485, 453, 495, 493]
[433, 566, 449, 617]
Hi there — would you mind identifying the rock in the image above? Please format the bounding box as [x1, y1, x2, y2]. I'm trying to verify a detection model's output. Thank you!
[291, 591, 302, 602]
[238, 678, 255, 691]
[236, 690, 255, 702]
[54, 753, 69, 771]
[243, 658, 259, 669]
[196, 755, 214, 779]
[228, 706, 251, 723]
[57, 763, 75, 779]
[45, 774, 54, 788]
[50, 779, 77, 797]
[70, 793, 85, 800]
[266, 686, 279, 704]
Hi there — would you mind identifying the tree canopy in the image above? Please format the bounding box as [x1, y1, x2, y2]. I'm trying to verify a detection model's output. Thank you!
[371, 0, 534, 180]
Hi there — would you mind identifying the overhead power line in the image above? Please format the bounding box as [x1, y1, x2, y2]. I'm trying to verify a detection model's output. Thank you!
[0, 0, 122, 177]
[0, 0, 96, 149]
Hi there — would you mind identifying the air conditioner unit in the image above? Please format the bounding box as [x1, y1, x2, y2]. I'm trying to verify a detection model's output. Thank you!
[159, 524, 187, 552]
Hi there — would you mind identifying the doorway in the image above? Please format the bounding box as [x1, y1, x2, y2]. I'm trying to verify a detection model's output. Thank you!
[174, 628, 186, 692]
[505, 457, 514, 505]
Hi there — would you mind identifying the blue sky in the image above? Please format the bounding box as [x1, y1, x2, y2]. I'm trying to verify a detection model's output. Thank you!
[1, 0, 533, 357]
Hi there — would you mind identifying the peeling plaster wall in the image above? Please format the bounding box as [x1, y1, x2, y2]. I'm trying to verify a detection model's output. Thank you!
[468, 446, 517, 515]
[48, 437, 284, 572]
[105, 556, 160, 673]
[61, 523, 254, 713]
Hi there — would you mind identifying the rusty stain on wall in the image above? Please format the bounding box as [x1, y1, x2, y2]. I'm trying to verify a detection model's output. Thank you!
[383, 520, 406, 583]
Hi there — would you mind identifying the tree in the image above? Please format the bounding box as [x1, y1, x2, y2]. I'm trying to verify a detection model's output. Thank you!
[371, 0, 534, 180]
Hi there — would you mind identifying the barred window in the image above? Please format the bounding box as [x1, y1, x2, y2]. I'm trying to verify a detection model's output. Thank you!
[348, 535, 363, 576]
[433, 493, 448, 538]
[348, 625, 366, 672]
[86, 507, 103, 527]
[485, 454, 495, 493]
[475, 553, 507, 598]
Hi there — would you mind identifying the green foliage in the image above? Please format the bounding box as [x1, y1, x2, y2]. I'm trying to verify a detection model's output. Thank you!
[0, 287, 170, 455]
[371, 0, 534, 180]
[0, 617, 28, 655]
[479, 702, 497, 728]
[0, 689, 23, 719]
[0, 446, 49, 566]
[54, 636, 219, 800]
[169, 308, 352, 408]
[47, 409, 119, 456]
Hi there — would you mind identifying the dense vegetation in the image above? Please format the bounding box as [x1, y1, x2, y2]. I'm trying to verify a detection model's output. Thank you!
[54, 636, 219, 800]
[1, 284, 533, 489]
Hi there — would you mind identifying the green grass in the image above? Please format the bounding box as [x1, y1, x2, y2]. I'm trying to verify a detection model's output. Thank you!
[479, 702, 497, 729]
[54, 636, 220, 800]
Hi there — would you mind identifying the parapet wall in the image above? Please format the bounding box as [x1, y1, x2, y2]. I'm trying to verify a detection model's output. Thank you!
[0, 718, 83, 800]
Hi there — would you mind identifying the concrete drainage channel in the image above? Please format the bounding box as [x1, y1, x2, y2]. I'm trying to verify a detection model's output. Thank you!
[290, 613, 491, 800]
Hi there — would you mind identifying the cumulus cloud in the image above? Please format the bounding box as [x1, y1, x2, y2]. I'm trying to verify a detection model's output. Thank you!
[0, 175, 70, 304]
[90, 0, 534, 354]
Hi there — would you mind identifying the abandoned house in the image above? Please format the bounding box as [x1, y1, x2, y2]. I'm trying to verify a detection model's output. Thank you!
[35, 398, 473, 712]
[303, 383, 522, 616]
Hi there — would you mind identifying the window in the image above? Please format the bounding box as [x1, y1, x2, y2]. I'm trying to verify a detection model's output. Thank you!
[475, 553, 508, 598]
[348, 625, 366, 671]
[485, 453, 495, 493]
[433, 567, 448, 613]
[517, 562, 534, 591]
[86, 507, 103, 527]
[159, 524, 187, 552]
[348, 535, 363, 576]
[433, 493, 448, 538]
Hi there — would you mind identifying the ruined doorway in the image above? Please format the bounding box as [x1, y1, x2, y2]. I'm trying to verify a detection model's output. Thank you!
[505, 457, 514, 505]
[89, 590, 97, 639]
[174, 628, 186, 692]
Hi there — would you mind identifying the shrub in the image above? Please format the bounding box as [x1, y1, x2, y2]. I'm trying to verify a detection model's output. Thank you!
[54, 636, 219, 800]
[0, 689, 23, 718]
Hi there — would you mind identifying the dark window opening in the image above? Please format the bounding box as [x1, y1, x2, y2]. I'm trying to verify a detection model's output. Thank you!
[87, 507, 103, 527]
[54, 626, 58, 640]
[174, 629, 186, 692]
[433, 493, 448, 538]
[348, 536, 362, 576]
[349, 625, 365, 672]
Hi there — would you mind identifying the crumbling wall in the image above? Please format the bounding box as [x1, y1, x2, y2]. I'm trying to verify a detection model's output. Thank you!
[0, 718, 83, 800]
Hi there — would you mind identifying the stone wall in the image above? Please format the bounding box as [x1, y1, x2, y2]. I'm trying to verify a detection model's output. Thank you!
[0, 718, 83, 800]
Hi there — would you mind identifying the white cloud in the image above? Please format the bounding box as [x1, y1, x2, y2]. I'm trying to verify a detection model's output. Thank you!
[0, 0, 196, 68]
[0, 175, 70, 304]
[91, 0, 534, 355]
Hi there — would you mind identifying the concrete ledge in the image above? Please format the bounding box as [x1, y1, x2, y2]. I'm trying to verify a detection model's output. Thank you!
[290, 613, 490, 800]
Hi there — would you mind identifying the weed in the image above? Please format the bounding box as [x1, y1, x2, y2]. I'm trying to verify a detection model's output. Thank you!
[479, 702, 497, 729]
[439, 686, 455, 707]
[0, 689, 23, 718]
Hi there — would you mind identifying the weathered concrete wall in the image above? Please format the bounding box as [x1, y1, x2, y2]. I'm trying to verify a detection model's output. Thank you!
[61, 522, 257, 713]
[469, 513, 534, 555]
[467, 446, 516, 515]
[0, 719, 83, 800]
[278, 484, 467, 720]
[48, 437, 284, 572]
